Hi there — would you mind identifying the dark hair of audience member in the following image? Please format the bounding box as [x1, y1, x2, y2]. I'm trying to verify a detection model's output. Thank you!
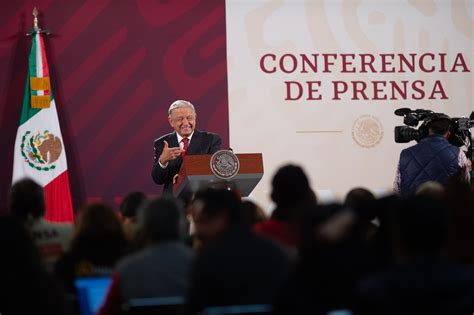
[371, 194, 402, 269]
[395, 196, 448, 257]
[120, 191, 146, 219]
[138, 198, 181, 243]
[415, 181, 445, 200]
[241, 200, 267, 227]
[344, 187, 376, 221]
[193, 187, 243, 225]
[0, 214, 66, 315]
[299, 204, 354, 260]
[273, 204, 371, 314]
[270, 164, 316, 221]
[344, 187, 377, 243]
[443, 178, 474, 264]
[71, 203, 128, 264]
[8, 178, 45, 221]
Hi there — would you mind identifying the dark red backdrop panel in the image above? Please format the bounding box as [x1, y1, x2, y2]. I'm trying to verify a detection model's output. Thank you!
[0, 0, 229, 212]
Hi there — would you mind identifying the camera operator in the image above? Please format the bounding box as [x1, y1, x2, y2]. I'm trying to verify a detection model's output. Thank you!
[394, 118, 470, 196]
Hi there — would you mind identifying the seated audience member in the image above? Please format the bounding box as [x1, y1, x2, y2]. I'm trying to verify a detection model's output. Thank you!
[54, 203, 129, 295]
[356, 196, 474, 315]
[9, 178, 73, 272]
[185, 187, 291, 314]
[0, 214, 67, 315]
[254, 164, 317, 254]
[443, 179, 474, 265]
[119, 191, 146, 240]
[344, 187, 376, 217]
[370, 195, 404, 271]
[274, 204, 374, 315]
[344, 187, 378, 243]
[241, 199, 267, 227]
[415, 180, 445, 200]
[98, 198, 193, 315]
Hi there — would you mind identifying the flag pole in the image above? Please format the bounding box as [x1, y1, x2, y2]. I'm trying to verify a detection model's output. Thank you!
[26, 7, 51, 36]
[15, 6, 75, 222]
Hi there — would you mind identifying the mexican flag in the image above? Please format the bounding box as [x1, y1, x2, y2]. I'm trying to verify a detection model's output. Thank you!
[12, 30, 74, 222]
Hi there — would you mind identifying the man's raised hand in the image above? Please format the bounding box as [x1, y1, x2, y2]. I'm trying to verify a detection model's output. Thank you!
[159, 140, 183, 164]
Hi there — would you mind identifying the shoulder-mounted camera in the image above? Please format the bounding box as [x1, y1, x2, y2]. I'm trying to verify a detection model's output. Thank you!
[394, 108, 473, 148]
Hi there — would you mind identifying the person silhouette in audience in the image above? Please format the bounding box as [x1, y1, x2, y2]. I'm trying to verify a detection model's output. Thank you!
[254, 164, 317, 255]
[119, 191, 146, 241]
[415, 181, 445, 200]
[443, 178, 474, 265]
[185, 187, 291, 314]
[344, 187, 378, 243]
[356, 196, 474, 315]
[54, 203, 129, 295]
[240, 199, 267, 227]
[273, 203, 374, 315]
[370, 194, 402, 271]
[0, 214, 67, 315]
[99, 197, 194, 315]
[9, 178, 73, 272]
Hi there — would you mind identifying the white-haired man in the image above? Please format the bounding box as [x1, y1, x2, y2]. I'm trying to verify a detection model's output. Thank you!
[152, 100, 221, 194]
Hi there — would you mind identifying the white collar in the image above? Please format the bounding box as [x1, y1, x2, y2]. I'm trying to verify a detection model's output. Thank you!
[176, 130, 194, 144]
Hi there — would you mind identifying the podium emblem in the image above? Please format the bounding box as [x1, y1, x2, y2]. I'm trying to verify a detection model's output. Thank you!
[210, 150, 240, 179]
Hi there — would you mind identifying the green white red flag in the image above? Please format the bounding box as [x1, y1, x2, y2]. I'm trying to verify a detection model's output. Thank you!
[12, 30, 74, 222]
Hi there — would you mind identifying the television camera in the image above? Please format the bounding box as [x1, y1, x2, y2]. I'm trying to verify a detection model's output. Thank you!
[394, 107, 473, 178]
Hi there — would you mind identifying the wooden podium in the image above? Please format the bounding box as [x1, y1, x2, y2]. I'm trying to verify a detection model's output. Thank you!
[172, 153, 263, 198]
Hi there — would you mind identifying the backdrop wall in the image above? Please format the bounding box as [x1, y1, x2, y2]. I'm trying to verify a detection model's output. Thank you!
[226, 0, 473, 210]
[0, 0, 229, 211]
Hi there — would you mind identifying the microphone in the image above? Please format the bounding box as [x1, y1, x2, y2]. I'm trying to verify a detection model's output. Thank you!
[394, 108, 412, 116]
[413, 109, 433, 114]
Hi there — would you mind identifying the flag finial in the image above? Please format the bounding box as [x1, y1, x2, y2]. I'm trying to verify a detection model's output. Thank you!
[28, 7, 50, 36]
[32, 7, 39, 31]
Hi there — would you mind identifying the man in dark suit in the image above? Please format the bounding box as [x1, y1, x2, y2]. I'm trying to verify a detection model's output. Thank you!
[151, 100, 221, 195]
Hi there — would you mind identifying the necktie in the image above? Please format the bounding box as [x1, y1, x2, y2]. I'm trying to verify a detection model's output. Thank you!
[182, 137, 189, 157]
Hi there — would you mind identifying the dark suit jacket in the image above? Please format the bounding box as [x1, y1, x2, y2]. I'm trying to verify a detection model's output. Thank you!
[151, 130, 221, 194]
